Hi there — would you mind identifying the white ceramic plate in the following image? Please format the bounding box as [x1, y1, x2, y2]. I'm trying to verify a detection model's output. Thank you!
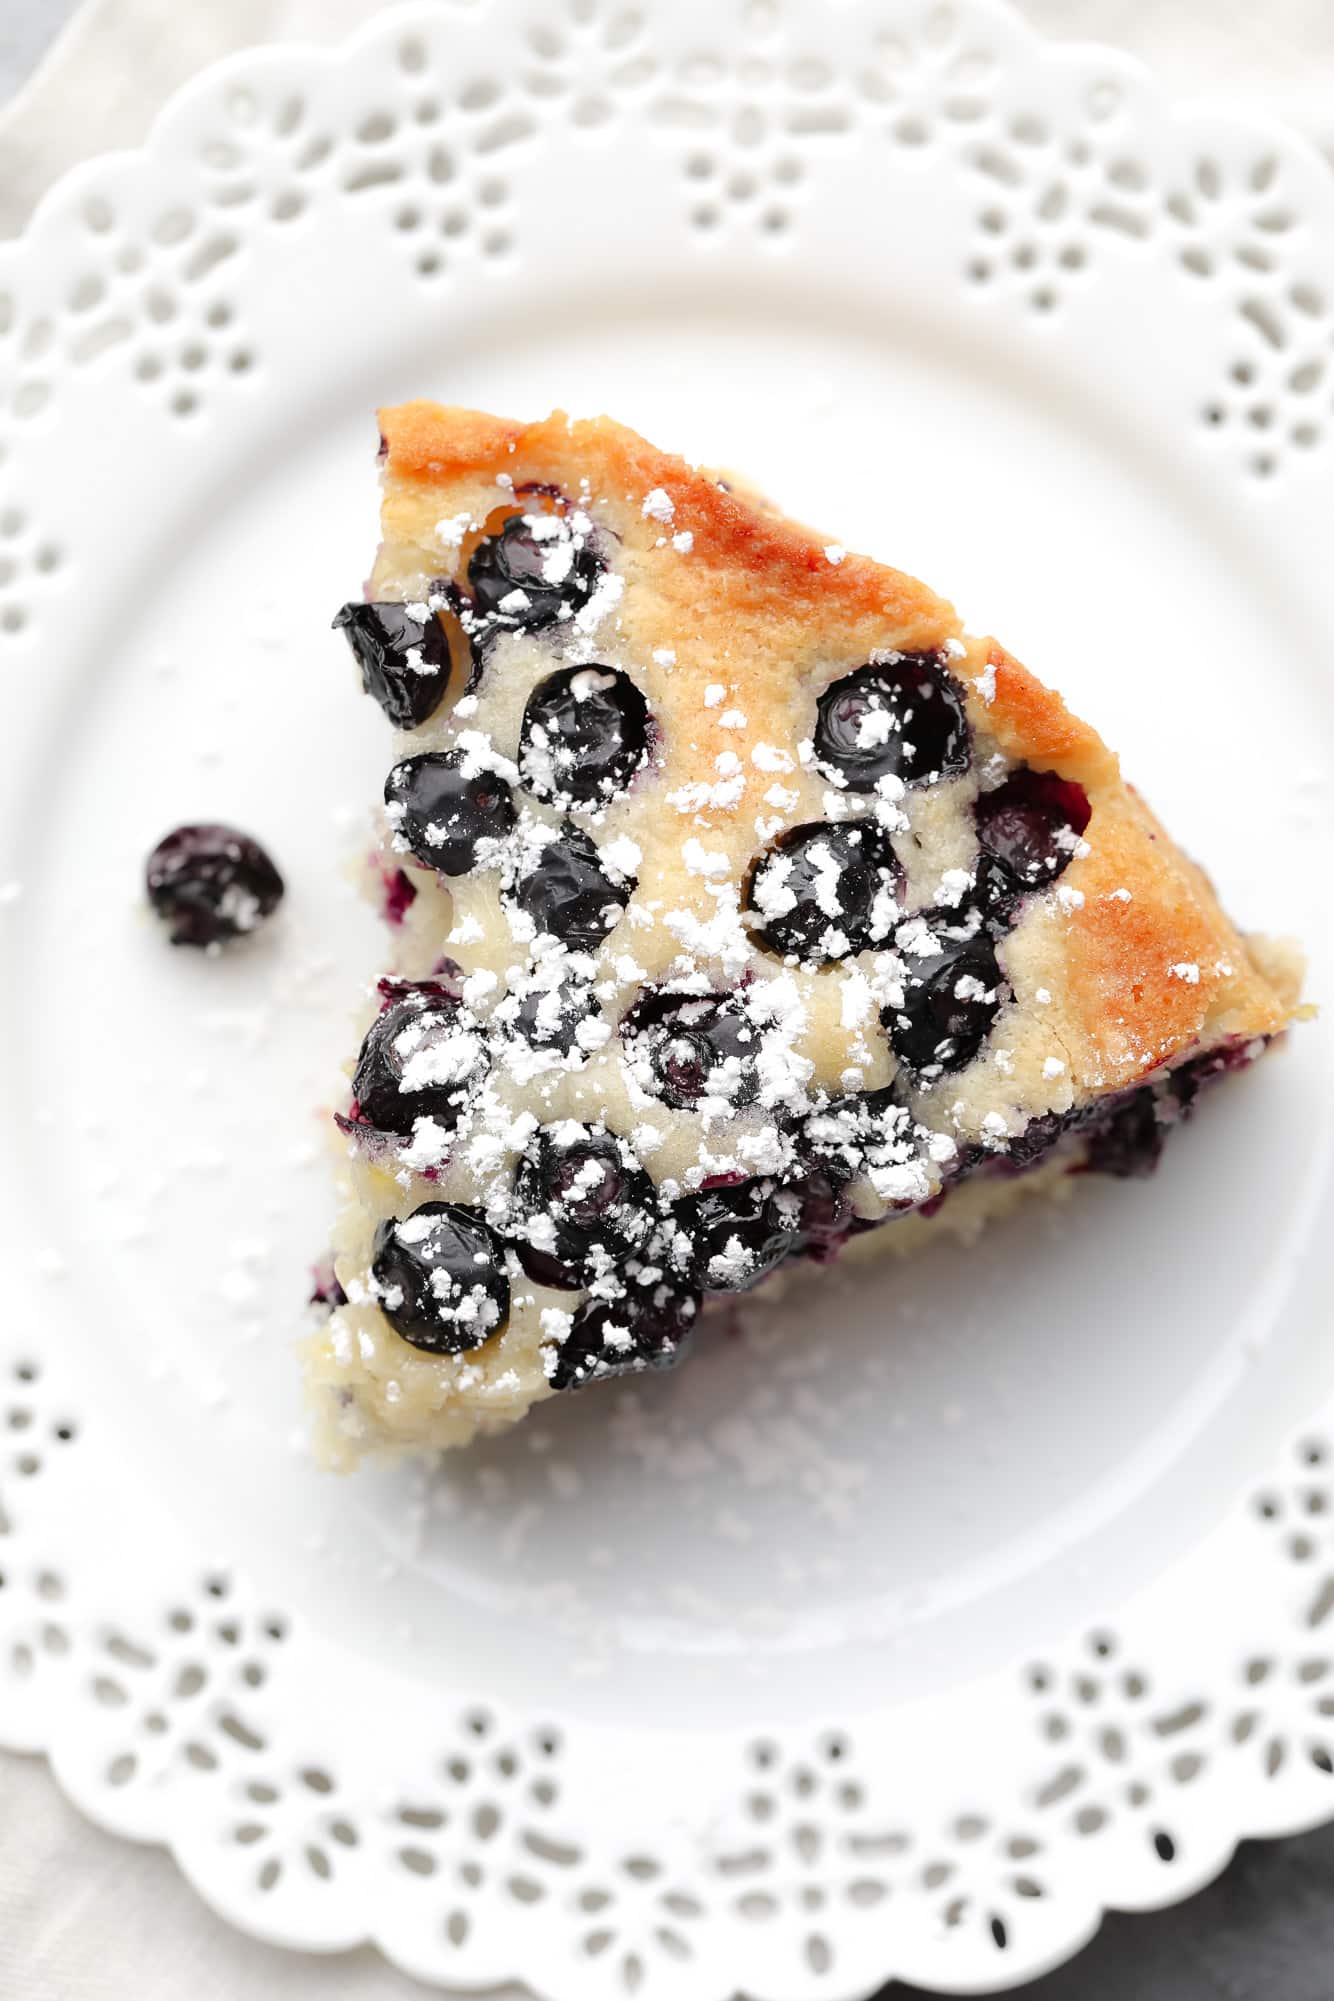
[1, 0, 1333, 1992]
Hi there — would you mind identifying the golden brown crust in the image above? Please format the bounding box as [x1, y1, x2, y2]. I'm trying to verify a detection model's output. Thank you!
[953, 640, 1291, 1084]
[378, 403, 1294, 1094]
[975, 640, 1110, 777]
[379, 400, 524, 480]
[380, 402, 956, 639]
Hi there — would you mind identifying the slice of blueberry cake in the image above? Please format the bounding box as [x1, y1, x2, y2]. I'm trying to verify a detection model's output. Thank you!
[307, 403, 1302, 1464]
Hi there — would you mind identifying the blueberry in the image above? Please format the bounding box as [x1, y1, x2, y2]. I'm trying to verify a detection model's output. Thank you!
[494, 976, 600, 1055]
[796, 1087, 934, 1215]
[467, 510, 601, 627]
[884, 934, 1005, 1073]
[1003, 1110, 1070, 1171]
[746, 821, 903, 962]
[786, 1165, 852, 1257]
[671, 1176, 805, 1292]
[512, 1125, 656, 1290]
[634, 994, 760, 1110]
[371, 1203, 510, 1353]
[975, 767, 1090, 892]
[385, 751, 516, 875]
[548, 1281, 700, 1392]
[969, 850, 1024, 931]
[1084, 1092, 1164, 1179]
[1085, 1044, 1258, 1179]
[145, 823, 284, 948]
[333, 591, 472, 729]
[513, 825, 632, 946]
[519, 665, 649, 804]
[795, 1087, 900, 1186]
[814, 656, 970, 791]
[351, 987, 488, 1135]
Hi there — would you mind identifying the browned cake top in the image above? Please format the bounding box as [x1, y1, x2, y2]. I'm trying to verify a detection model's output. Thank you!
[377, 401, 1293, 1099]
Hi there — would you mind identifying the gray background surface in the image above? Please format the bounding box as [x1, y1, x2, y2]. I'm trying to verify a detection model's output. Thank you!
[4, 2, 1334, 1996]
[0, 0, 75, 94]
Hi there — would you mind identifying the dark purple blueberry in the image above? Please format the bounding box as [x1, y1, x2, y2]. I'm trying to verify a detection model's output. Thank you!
[548, 1282, 700, 1392]
[351, 988, 488, 1136]
[371, 1203, 509, 1353]
[746, 821, 903, 962]
[634, 994, 760, 1110]
[385, 751, 516, 875]
[333, 593, 471, 730]
[495, 977, 599, 1054]
[513, 825, 633, 947]
[1003, 1110, 1070, 1172]
[1080, 1042, 1260, 1177]
[512, 1125, 656, 1290]
[518, 665, 650, 805]
[671, 1176, 805, 1292]
[1084, 1092, 1164, 1179]
[467, 510, 601, 627]
[796, 1087, 937, 1213]
[787, 1165, 852, 1258]
[145, 823, 284, 948]
[884, 936, 1005, 1073]
[975, 768, 1091, 892]
[814, 655, 970, 791]
[969, 850, 1024, 931]
[376, 970, 462, 1008]
[797, 1086, 903, 1184]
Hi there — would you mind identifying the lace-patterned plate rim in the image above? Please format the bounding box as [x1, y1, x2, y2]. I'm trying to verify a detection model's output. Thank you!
[0, 1, 1331, 1996]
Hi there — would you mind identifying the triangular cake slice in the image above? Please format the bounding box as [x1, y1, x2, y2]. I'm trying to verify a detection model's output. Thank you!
[308, 403, 1301, 1465]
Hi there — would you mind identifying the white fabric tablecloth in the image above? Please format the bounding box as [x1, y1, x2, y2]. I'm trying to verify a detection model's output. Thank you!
[0, 1, 1330, 1994]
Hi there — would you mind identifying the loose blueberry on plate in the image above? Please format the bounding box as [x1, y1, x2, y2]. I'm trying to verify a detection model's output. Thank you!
[671, 1176, 806, 1292]
[385, 751, 516, 875]
[145, 823, 284, 948]
[371, 1202, 510, 1353]
[467, 509, 601, 627]
[885, 935, 1005, 1073]
[548, 1281, 701, 1392]
[814, 655, 970, 791]
[351, 987, 488, 1135]
[746, 820, 903, 962]
[513, 825, 633, 946]
[518, 665, 650, 804]
[974, 767, 1091, 892]
[333, 592, 472, 729]
[511, 1125, 657, 1290]
[633, 993, 761, 1110]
